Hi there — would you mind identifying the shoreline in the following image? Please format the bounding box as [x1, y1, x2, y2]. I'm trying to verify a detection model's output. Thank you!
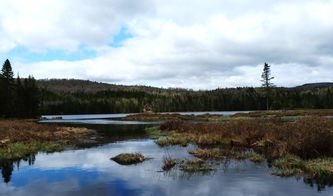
[0, 119, 96, 160]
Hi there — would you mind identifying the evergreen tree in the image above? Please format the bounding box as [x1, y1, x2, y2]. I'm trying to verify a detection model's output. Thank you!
[0, 60, 40, 118]
[0, 59, 15, 117]
[1, 59, 14, 81]
[23, 76, 39, 117]
[261, 62, 274, 110]
[15, 74, 25, 117]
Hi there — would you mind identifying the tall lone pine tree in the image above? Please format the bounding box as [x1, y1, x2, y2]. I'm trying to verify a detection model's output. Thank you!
[261, 62, 274, 110]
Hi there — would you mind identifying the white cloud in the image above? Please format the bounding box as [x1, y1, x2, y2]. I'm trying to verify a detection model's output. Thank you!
[1, 0, 333, 89]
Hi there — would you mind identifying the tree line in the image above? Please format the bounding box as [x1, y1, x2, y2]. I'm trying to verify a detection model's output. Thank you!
[1, 59, 332, 117]
[39, 83, 333, 115]
[0, 59, 39, 118]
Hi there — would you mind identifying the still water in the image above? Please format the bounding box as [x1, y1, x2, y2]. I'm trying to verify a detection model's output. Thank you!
[1, 113, 333, 196]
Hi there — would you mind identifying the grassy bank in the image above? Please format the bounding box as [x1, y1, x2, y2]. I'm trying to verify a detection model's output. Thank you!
[0, 119, 95, 160]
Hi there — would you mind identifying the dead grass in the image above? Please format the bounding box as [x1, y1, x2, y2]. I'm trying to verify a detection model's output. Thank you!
[156, 116, 333, 179]
[162, 155, 177, 171]
[0, 119, 95, 159]
[0, 119, 92, 145]
[232, 109, 333, 118]
[159, 118, 333, 159]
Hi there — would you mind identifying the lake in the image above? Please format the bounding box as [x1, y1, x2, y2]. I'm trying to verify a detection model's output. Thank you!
[1, 112, 332, 196]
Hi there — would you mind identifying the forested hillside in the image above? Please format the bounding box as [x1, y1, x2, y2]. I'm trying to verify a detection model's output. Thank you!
[38, 79, 333, 115]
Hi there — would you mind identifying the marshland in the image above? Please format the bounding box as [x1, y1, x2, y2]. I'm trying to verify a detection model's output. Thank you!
[0, 110, 332, 196]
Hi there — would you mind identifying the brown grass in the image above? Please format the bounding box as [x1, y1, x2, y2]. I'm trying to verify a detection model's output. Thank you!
[162, 155, 177, 171]
[159, 118, 333, 159]
[0, 119, 93, 147]
[232, 109, 333, 118]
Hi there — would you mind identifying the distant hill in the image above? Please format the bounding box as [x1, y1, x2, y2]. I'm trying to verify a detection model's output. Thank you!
[37, 79, 333, 93]
[37, 79, 188, 95]
[295, 82, 333, 89]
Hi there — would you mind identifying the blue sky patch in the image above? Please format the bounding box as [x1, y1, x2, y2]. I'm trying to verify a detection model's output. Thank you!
[108, 27, 133, 48]
[6, 27, 133, 63]
[6, 45, 97, 63]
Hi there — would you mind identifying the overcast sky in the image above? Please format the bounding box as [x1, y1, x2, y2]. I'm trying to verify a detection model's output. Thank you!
[0, 0, 332, 89]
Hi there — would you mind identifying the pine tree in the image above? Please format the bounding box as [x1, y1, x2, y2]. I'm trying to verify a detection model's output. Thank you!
[261, 62, 274, 110]
[1, 59, 14, 81]
[15, 74, 25, 117]
[23, 76, 39, 117]
[0, 59, 15, 117]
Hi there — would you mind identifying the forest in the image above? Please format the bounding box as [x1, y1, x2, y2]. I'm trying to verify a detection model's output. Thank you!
[0, 60, 39, 118]
[38, 79, 333, 115]
[1, 59, 332, 117]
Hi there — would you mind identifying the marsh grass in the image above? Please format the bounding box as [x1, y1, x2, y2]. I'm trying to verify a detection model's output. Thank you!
[179, 159, 215, 173]
[189, 148, 239, 160]
[249, 153, 265, 163]
[155, 116, 333, 180]
[0, 119, 95, 160]
[304, 158, 333, 178]
[0, 140, 64, 160]
[272, 167, 303, 177]
[156, 137, 190, 147]
[111, 153, 150, 165]
[158, 118, 333, 159]
[271, 155, 333, 178]
[231, 109, 333, 118]
[162, 155, 177, 171]
[272, 154, 304, 168]
[145, 126, 163, 139]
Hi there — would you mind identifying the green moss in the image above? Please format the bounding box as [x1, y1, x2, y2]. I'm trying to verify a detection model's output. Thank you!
[145, 126, 163, 139]
[180, 161, 215, 173]
[155, 137, 190, 147]
[234, 153, 247, 160]
[189, 148, 238, 160]
[304, 158, 333, 178]
[249, 153, 265, 163]
[214, 138, 232, 145]
[111, 153, 150, 165]
[0, 140, 65, 160]
[271, 156, 333, 178]
[39, 141, 64, 153]
[272, 167, 303, 177]
[272, 154, 304, 168]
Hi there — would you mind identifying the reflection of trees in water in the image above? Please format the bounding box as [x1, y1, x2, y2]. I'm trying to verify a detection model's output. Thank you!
[0, 154, 35, 183]
[0, 161, 13, 183]
[303, 176, 333, 192]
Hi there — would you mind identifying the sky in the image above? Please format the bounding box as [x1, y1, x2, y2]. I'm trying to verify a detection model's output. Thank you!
[0, 0, 332, 89]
